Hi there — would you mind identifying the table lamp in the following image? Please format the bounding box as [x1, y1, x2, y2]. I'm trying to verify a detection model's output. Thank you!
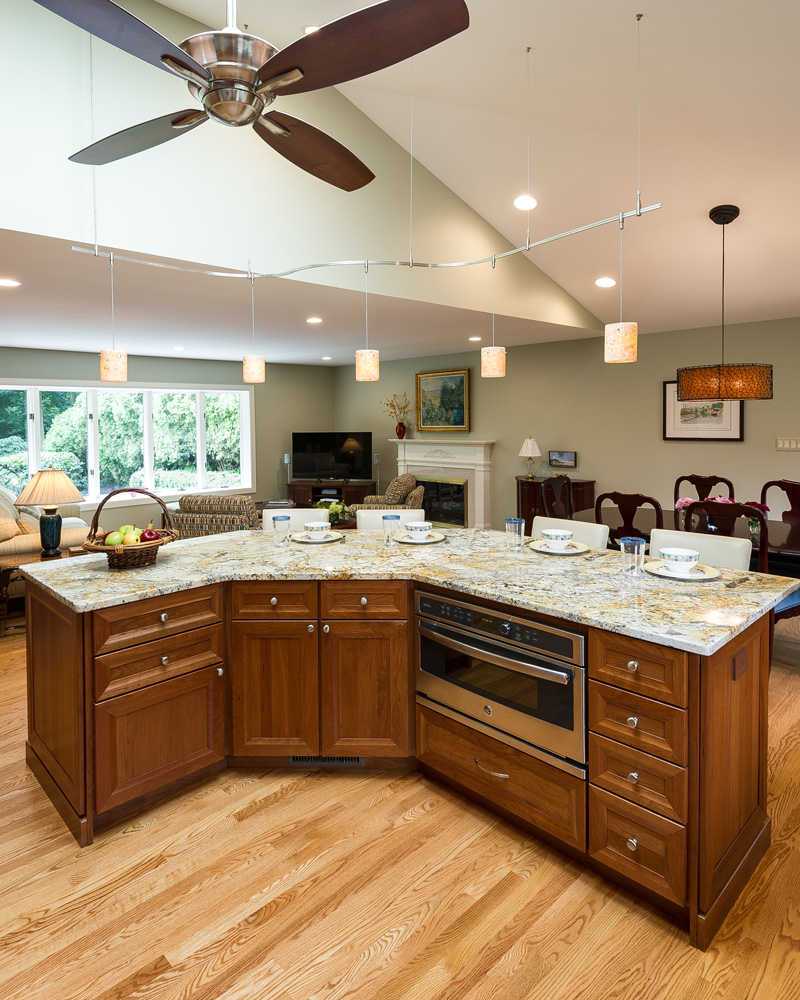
[518, 437, 542, 479]
[15, 467, 85, 557]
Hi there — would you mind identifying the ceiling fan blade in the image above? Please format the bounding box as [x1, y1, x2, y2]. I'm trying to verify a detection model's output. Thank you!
[254, 112, 375, 191]
[32, 0, 211, 82]
[256, 0, 469, 95]
[69, 110, 207, 165]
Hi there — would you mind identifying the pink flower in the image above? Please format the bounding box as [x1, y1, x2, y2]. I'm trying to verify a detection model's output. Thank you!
[709, 495, 735, 503]
[674, 496, 695, 510]
[745, 501, 770, 513]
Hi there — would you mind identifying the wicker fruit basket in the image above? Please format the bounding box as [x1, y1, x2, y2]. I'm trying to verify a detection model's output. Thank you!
[82, 487, 179, 569]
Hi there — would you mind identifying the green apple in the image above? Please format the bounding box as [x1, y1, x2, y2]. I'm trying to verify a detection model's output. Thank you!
[118, 524, 135, 536]
[105, 531, 125, 546]
[122, 532, 141, 545]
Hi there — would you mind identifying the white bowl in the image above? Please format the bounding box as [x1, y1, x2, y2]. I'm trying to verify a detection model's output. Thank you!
[659, 546, 700, 573]
[407, 521, 433, 536]
[303, 521, 330, 535]
[541, 528, 573, 550]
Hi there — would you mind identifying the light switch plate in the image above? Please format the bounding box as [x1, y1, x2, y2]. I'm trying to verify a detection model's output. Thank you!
[776, 438, 800, 451]
[374, 453, 381, 465]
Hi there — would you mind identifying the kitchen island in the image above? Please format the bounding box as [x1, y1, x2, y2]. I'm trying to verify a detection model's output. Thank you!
[21, 528, 798, 949]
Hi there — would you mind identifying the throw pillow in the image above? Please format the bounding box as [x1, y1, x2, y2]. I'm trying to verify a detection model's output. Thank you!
[17, 513, 38, 535]
[0, 492, 21, 543]
[385, 474, 416, 504]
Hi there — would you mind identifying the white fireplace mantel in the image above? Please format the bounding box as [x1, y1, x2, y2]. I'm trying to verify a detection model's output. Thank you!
[389, 438, 496, 528]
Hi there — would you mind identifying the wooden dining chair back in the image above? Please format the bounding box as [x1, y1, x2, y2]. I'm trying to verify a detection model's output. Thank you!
[540, 476, 575, 519]
[761, 480, 800, 526]
[684, 500, 768, 572]
[594, 491, 663, 543]
[673, 474, 735, 505]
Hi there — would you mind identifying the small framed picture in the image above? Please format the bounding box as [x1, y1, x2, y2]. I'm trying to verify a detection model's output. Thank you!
[662, 381, 743, 441]
[549, 450, 577, 468]
[415, 368, 470, 432]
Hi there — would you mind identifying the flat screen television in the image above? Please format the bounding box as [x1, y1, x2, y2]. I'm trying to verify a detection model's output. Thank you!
[291, 432, 373, 481]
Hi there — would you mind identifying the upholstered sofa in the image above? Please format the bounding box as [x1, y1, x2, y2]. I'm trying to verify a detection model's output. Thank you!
[346, 474, 425, 514]
[168, 494, 261, 539]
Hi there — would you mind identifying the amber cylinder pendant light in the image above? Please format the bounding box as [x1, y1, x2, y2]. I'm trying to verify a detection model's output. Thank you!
[100, 253, 128, 382]
[604, 221, 637, 363]
[242, 272, 265, 383]
[355, 261, 379, 381]
[676, 206, 773, 401]
[481, 257, 506, 377]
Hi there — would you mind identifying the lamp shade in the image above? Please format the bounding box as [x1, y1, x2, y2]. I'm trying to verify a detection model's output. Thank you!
[342, 437, 363, 452]
[242, 354, 265, 383]
[100, 349, 127, 382]
[518, 438, 542, 459]
[355, 349, 379, 381]
[481, 345, 506, 377]
[604, 322, 638, 363]
[676, 362, 773, 401]
[15, 467, 84, 507]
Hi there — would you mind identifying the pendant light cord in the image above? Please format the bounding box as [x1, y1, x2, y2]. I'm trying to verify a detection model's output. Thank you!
[249, 265, 256, 354]
[89, 36, 99, 256]
[525, 46, 532, 248]
[491, 255, 496, 346]
[364, 259, 369, 350]
[409, 60, 414, 267]
[109, 252, 115, 350]
[636, 13, 642, 214]
[618, 216, 624, 323]
[721, 222, 726, 365]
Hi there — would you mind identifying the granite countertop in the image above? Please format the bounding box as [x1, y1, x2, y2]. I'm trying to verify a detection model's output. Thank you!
[21, 528, 800, 656]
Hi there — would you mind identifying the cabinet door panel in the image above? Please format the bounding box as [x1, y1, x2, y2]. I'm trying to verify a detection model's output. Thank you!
[320, 620, 409, 756]
[93, 666, 224, 814]
[231, 621, 319, 756]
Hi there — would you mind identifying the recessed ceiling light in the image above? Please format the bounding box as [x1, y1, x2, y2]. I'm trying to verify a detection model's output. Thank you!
[513, 194, 538, 211]
[595, 277, 617, 288]
[303, 24, 319, 34]
[0, 278, 21, 287]
[306, 316, 323, 324]
[321, 356, 332, 361]
[173, 346, 186, 351]
[469, 336, 482, 342]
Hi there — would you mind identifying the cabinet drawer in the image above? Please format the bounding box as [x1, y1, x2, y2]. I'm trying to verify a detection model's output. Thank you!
[94, 624, 224, 701]
[93, 665, 225, 814]
[417, 703, 586, 851]
[231, 581, 317, 620]
[588, 785, 686, 906]
[588, 681, 687, 765]
[589, 630, 687, 707]
[93, 586, 222, 655]
[321, 580, 407, 619]
[589, 734, 687, 823]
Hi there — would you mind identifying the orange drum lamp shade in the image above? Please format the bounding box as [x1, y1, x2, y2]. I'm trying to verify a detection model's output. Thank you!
[355, 349, 380, 381]
[604, 322, 638, 363]
[242, 354, 265, 383]
[99, 349, 127, 382]
[481, 345, 506, 377]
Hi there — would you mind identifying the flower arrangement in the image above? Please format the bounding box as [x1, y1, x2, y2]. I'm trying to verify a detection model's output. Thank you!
[381, 391, 411, 423]
[744, 500, 769, 534]
[674, 496, 695, 510]
[315, 499, 348, 525]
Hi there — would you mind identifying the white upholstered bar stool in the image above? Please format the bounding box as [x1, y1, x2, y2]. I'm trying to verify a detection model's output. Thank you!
[649, 528, 751, 570]
[532, 516, 609, 550]
[263, 509, 329, 532]
[356, 509, 426, 530]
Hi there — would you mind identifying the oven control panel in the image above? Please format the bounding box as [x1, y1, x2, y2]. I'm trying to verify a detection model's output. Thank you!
[417, 593, 584, 665]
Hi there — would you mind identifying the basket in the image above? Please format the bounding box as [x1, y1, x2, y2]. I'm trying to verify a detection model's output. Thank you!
[82, 488, 180, 569]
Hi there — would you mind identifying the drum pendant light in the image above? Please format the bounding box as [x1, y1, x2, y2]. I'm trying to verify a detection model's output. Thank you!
[604, 221, 637, 363]
[242, 271, 265, 383]
[481, 257, 506, 377]
[676, 206, 773, 401]
[356, 261, 379, 381]
[100, 254, 127, 382]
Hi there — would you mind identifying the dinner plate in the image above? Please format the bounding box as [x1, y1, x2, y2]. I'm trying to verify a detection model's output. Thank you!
[529, 539, 589, 555]
[396, 531, 446, 545]
[644, 560, 720, 581]
[290, 531, 344, 544]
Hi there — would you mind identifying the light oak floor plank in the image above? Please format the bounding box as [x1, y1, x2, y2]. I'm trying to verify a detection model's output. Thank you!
[1, 627, 799, 1000]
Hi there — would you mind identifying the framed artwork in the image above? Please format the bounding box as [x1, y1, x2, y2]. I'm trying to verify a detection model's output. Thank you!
[549, 450, 577, 468]
[416, 368, 470, 432]
[663, 381, 743, 441]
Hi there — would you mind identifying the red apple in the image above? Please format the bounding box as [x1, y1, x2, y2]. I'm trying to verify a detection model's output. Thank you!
[140, 529, 159, 542]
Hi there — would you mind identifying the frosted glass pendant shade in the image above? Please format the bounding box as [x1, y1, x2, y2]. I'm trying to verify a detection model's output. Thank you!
[481, 345, 506, 377]
[604, 322, 638, 363]
[242, 354, 265, 383]
[100, 350, 127, 382]
[355, 349, 380, 381]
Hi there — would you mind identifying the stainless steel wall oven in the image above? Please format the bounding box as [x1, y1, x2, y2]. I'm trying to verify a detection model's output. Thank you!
[416, 591, 586, 777]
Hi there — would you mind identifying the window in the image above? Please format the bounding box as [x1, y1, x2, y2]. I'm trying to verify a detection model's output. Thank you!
[0, 381, 253, 502]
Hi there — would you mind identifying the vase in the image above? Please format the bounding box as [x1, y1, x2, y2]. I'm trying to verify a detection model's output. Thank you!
[748, 518, 760, 543]
[395, 422, 407, 439]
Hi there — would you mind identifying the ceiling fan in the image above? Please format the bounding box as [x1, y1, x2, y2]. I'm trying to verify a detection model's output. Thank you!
[35, 0, 469, 191]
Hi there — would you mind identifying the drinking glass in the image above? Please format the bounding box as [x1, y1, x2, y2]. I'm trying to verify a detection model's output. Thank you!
[505, 517, 525, 551]
[382, 514, 400, 546]
[273, 514, 290, 546]
[620, 536, 645, 578]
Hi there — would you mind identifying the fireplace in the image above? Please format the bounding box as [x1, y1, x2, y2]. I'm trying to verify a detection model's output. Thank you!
[417, 477, 467, 528]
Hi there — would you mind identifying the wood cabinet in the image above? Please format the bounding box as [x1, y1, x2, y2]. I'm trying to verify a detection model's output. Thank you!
[516, 476, 596, 535]
[287, 480, 377, 506]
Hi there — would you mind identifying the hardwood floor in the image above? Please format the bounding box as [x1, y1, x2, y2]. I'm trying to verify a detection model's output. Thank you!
[1, 628, 799, 1000]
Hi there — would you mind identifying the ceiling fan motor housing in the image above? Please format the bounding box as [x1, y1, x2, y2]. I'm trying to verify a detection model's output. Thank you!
[180, 29, 277, 126]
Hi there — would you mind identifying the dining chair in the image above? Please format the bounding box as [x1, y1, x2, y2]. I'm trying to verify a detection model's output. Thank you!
[650, 528, 751, 570]
[540, 476, 575, 519]
[761, 480, 800, 526]
[355, 509, 426, 530]
[683, 500, 768, 572]
[673, 474, 735, 505]
[532, 516, 609, 550]
[594, 491, 663, 543]
[263, 508, 330, 532]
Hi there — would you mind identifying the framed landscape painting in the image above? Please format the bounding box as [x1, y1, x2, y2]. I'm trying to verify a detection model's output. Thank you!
[662, 381, 743, 441]
[416, 369, 470, 432]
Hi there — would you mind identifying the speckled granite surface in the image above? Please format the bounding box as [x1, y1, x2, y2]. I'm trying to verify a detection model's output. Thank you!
[21, 529, 799, 656]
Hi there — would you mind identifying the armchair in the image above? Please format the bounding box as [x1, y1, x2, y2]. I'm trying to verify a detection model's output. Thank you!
[346, 474, 425, 514]
[170, 494, 260, 539]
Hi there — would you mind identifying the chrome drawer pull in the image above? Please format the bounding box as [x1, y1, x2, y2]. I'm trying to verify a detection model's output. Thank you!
[627, 659, 639, 672]
[627, 771, 639, 784]
[308, 624, 315, 633]
[322, 625, 330, 633]
[160, 613, 169, 622]
[474, 757, 509, 780]
[161, 655, 170, 665]
[360, 597, 368, 606]
[217, 667, 224, 676]
[627, 716, 639, 729]
[627, 837, 638, 852]
[270, 597, 278, 606]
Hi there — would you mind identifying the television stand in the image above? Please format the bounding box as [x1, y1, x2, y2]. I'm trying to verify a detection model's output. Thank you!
[287, 480, 376, 506]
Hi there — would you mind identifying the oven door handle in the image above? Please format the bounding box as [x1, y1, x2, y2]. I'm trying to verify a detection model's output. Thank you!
[417, 623, 572, 686]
